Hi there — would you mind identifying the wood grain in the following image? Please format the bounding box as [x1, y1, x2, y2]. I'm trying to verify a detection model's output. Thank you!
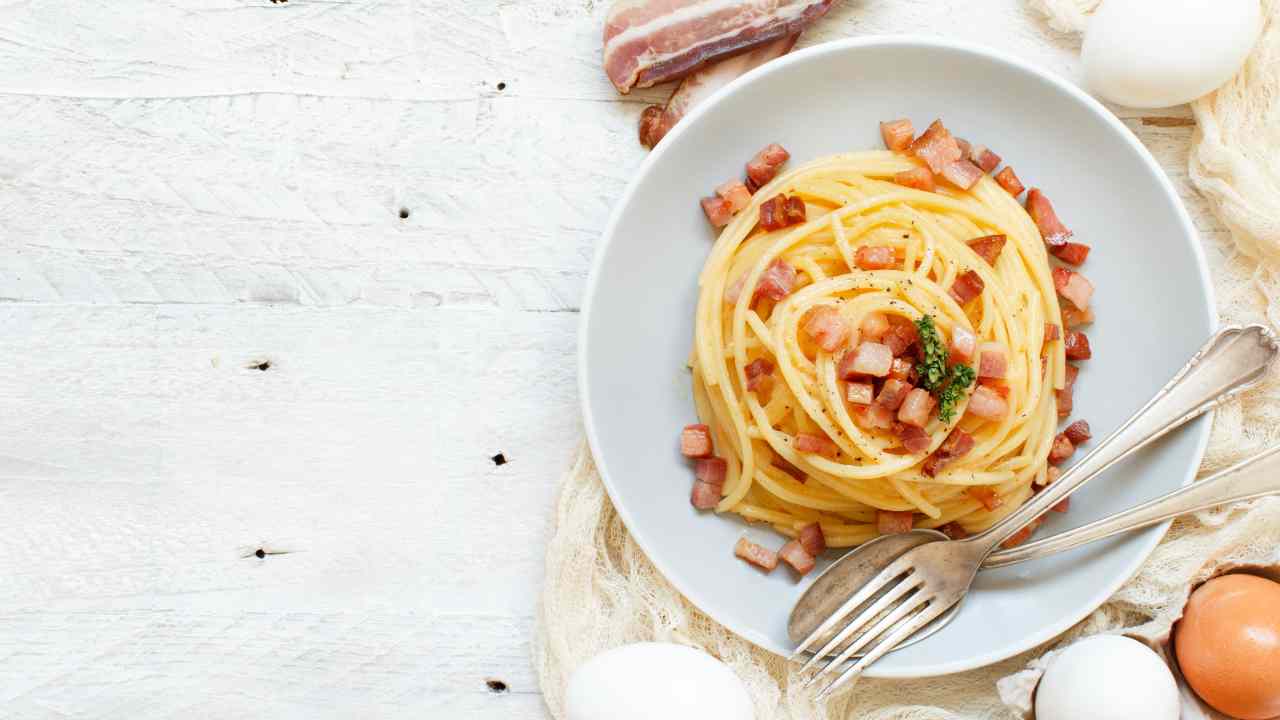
[0, 1, 1228, 718]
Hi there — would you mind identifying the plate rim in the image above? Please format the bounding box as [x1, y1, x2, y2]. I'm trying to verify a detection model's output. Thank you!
[577, 34, 1215, 677]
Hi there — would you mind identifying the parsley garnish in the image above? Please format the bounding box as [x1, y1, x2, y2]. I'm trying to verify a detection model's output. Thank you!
[914, 314, 977, 423]
[914, 315, 949, 392]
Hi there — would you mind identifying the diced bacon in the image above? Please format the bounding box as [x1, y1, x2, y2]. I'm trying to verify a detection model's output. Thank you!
[890, 357, 918, 383]
[898, 423, 931, 454]
[969, 144, 1002, 173]
[734, 537, 778, 571]
[876, 510, 915, 535]
[880, 118, 915, 151]
[1046, 465, 1062, 485]
[778, 539, 816, 575]
[746, 143, 791, 188]
[949, 270, 985, 306]
[798, 522, 826, 555]
[691, 481, 722, 509]
[859, 311, 890, 341]
[852, 402, 895, 430]
[922, 428, 975, 476]
[760, 194, 805, 230]
[695, 457, 727, 486]
[1048, 432, 1075, 464]
[941, 159, 985, 190]
[784, 195, 806, 225]
[1051, 496, 1071, 513]
[757, 259, 796, 301]
[967, 234, 1006, 265]
[847, 342, 893, 377]
[966, 384, 1009, 421]
[716, 180, 752, 213]
[1063, 419, 1092, 445]
[893, 166, 935, 192]
[977, 342, 1008, 379]
[908, 119, 963, 173]
[994, 166, 1025, 196]
[1044, 323, 1062, 341]
[881, 319, 919, 357]
[981, 380, 1011, 398]
[949, 325, 977, 363]
[845, 381, 874, 405]
[745, 358, 774, 393]
[1052, 267, 1094, 311]
[1000, 516, 1046, 549]
[875, 378, 914, 411]
[1025, 189, 1072, 246]
[898, 388, 935, 428]
[802, 305, 850, 352]
[602, 2, 833, 94]
[941, 522, 969, 539]
[772, 456, 804, 479]
[1064, 331, 1092, 360]
[795, 432, 838, 457]
[955, 137, 971, 157]
[700, 196, 734, 227]
[639, 35, 799, 149]
[966, 486, 1003, 511]
[1062, 305, 1095, 328]
[855, 246, 897, 270]
[681, 424, 713, 457]
[1057, 364, 1079, 417]
[1051, 242, 1091, 266]
[724, 275, 746, 304]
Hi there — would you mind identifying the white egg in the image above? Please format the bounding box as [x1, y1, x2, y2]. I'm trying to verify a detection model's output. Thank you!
[1082, 0, 1261, 107]
[566, 642, 753, 720]
[1035, 635, 1179, 720]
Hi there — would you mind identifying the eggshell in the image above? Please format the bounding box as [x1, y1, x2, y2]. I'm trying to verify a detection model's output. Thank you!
[1035, 635, 1179, 720]
[566, 642, 753, 720]
[1082, 0, 1262, 108]
[1174, 573, 1280, 720]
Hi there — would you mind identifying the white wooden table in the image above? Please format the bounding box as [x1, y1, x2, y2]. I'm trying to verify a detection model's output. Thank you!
[0, 2, 1219, 717]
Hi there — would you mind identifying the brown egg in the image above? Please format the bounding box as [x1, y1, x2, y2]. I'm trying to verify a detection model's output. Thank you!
[1175, 573, 1280, 720]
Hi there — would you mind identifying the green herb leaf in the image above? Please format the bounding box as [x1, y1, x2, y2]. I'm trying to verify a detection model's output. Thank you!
[937, 363, 976, 423]
[914, 315, 948, 392]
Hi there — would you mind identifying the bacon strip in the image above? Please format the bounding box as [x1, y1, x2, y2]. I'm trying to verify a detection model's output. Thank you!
[1025, 189, 1072, 246]
[603, 0, 834, 94]
[923, 428, 974, 476]
[639, 34, 798, 148]
[734, 536, 778, 571]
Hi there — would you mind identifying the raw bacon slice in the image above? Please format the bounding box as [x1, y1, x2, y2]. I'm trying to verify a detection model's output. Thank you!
[994, 166, 1024, 196]
[603, 0, 834, 93]
[855, 246, 897, 270]
[922, 428, 974, 476]
[1025, 189, 1072, 246]
[639, 34, 798, 148]
[779, 539, 816, 574]
[949, 270, 985, 306]
[908, 119, 963, 173]
[746, 143, 791, 189]
[893, 166, 935, 192]
[880, 118, 914, 151]
[734, 536, 778, 571]
[967, 234, 1006, 265]
[940, 159, 984, 190]
[802, 305, 850, 352]
[876, 510, 914, 535]
[798, 522, 826, 555]
[681, 424, 713, 457]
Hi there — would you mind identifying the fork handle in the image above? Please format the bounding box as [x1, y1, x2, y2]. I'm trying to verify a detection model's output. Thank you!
[984, 443, 1280, 568]
[971, 324, 1277, 554]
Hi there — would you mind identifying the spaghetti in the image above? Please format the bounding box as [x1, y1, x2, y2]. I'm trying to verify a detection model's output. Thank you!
[690, 149, 1068, 549]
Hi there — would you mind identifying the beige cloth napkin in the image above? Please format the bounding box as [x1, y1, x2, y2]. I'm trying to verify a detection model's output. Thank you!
[535, 3, 1280, 717]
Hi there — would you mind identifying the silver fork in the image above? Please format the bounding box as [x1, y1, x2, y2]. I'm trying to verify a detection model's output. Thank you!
[792, 324, 1277, 700]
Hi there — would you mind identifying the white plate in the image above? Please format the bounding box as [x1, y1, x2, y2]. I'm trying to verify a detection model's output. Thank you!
[579, 36, 1213, 677]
